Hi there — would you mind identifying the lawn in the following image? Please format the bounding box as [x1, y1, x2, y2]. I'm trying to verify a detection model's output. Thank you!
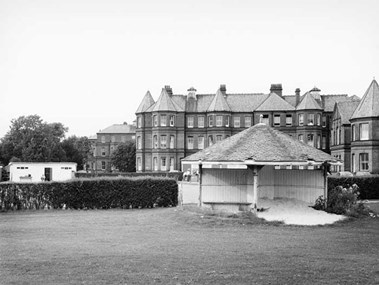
[1, 207, 379, 285]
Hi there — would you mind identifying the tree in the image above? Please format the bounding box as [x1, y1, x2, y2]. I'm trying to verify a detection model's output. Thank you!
[61, 136, 91, 170]
[110, 142, 136, 172]
[0, 115, 67, 165]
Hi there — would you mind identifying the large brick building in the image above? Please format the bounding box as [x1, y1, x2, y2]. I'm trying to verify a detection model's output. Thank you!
[331, 79, 379, 174]
[88, 123, 136, 173]
[135, 84, 358, 172]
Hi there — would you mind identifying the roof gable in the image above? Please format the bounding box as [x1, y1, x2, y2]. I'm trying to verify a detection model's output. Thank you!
[151, 89, 184, 112]
[207, 89, 231, 112]
[136, 91, 155, 113]
[351, 79, 379, 119]
[183, 123, 336, 164]
[256, 92, 295, 111]
[296, 92, 323, 110]
[335, 101, 360, 124]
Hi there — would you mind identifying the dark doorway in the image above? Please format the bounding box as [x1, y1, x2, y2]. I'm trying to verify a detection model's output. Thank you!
[44, 168, 52, 181]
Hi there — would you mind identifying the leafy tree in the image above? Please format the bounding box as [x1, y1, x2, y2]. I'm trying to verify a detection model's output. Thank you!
[61, 136, 91, 170]
[0, 115, 67, 165]
[111, 142, 136, 172]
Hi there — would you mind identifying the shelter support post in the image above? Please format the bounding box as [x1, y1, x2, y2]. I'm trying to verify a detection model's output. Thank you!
[198, 161, 203, 207]
[323, 162, 328, 209]
[247, 165, 261, 212]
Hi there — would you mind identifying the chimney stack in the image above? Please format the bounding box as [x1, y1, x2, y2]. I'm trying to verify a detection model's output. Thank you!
[164, 85, 173, 96]
[187, 87, 197, 100]
[295, 88, 301, 106]
[270, 84, 283, 97]
[219, 84, 227, 97]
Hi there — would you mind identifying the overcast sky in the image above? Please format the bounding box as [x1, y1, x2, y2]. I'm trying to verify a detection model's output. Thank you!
[0, 0, 378, 138]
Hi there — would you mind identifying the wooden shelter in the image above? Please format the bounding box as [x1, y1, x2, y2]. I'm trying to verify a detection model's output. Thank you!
[181, 123, 341, 212]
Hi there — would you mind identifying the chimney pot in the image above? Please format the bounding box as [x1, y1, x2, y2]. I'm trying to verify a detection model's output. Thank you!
[270, 84, 283, 97]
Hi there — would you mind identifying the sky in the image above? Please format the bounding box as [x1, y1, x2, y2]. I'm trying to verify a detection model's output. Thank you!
[0, 0, 378, 138]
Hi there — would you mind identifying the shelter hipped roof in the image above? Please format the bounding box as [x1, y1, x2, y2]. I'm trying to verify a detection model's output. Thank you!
[183, 123, 339, 165]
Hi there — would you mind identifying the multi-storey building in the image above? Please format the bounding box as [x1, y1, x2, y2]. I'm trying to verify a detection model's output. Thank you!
[136, 84, 358, 172]
[331, 79, 379, 174]
[88, 123, 136, 173]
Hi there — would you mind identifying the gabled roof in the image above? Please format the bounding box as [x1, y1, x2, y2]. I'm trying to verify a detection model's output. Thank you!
[256, 92, 295, 111]
[207, 89, 231, 112]
[334, 101, 360, 124]
[183, 123, 337, 164]
[151, 88, 184, 112]
[321, 94, 350, 112]
[98, 124, 136, 134]
[351, 79, 379, 119]
[226, 93, 268, 112]
[296, 92, 323, 110]
[136, 91, 155, 114]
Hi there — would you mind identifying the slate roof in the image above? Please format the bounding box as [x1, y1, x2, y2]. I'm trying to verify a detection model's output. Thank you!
[98, 124, 136, 134]
[183, 123, 337, 164]
[283, 95, 297, 107]
[135, 91, 155, 113]
[150, 89, 184, 112]
[321, 94, 350, 112]
[335, 101, 360, 124]
[351, 79, 379, 119]
[296, 92, 323, 110]
[207, 89, 231, 112]
[256, 92, 295, 111]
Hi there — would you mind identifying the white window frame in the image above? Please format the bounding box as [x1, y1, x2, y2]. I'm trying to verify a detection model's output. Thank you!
[187, 136, 194, 149]
[187, 116, 194, 128]
[286, 114, 292, 126]
[160, 114, 167, 127]
[359, 123, 369, 140]
[234, 116, 240, 128]
[216, 116, 223, 127]
[198, 116, 205, 128]
[274, 114, 280, 126]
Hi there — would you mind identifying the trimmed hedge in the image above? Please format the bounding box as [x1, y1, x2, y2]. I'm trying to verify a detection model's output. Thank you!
[0, 177, 178, 211]
[75, 171, 183, 181]
[328, 176, 379, 200]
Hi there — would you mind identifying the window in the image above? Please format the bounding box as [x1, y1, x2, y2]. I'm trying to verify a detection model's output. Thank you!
[161, 157, 167, 171]
[208, 135, 214, 146]
[225, 116, 230, 127]
[245, 116, 251, 128]
[308, 113, 315, 126]
[286, 114, 292, 126]
[216, 135, 222, 142]
[153, 115, 158, 127]
[169, 135, 175, 149]
[216, 116, 223, 127]
[336, 127, 339, 145]
[316, 114, 321, 126]
[170, 157, 175, 171]
[137, 116, 142, 128]
[322, 115, 326, 127]
[298, 134, 304, 143]
[101, 147, 106, 156]
[262, 114, 269, 125]
[187, 116, 194, 128]
[274, 114, 280, 126]
[101, 136, 106, 143]
[111, 136, 115, 143]
[317, 134, 321, 149]
[160, 135, 167, 149]
[137, 157, 142, 171]
[352, 154, 356, 173]
[339, 128, 341, 145]
[359, 153, 369, 171]
[153, 157, 158, 171]
[160, 115, 167, 126]
[234, 117, 240, 128]
[198, 116, 205, 128]
[153, 135, 158, 149]
[169, 115, 175, 127]
[359, 123, 369, 140]
[298, 114, 304, 126]
[101, 161, 106, 170]
[137, 136, 142, 149]
[208, 116, 213, 127]
[187, 136, 194, 149]
[198, 136, 204, 149]
[352, 124, 356, 141]
[132, 135, 135, 140]
[307, 134, 314, 147]
[121, 136, 127, 143]
[322, 135, 326, 149]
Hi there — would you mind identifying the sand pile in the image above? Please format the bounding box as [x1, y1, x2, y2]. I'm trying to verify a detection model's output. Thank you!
[256, 198, 346, 226]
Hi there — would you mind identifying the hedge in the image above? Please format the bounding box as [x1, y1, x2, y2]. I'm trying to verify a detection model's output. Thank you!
[0, 177, 178, 211]
[328, 176, 379, 200]
[75, 171, 183, 181]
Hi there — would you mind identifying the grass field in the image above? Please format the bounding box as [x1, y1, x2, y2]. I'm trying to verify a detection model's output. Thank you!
[1, 207, 379, 285]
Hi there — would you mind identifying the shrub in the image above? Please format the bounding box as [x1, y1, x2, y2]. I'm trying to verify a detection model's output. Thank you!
[0, 177, 178, 211]
[328, 176, 379, 200]
[314, 184, 371, 217]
